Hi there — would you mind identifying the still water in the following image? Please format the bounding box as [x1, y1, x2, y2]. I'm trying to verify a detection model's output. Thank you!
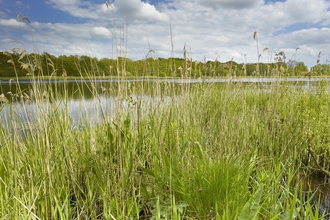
[0, 78, 173, 127]
[0, 77, 327, 126]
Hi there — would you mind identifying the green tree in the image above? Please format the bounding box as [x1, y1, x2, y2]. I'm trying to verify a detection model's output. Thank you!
[287, 61, 308, 76]
[0, 51, 27, 77]
[58, 55, 79, 76]
[98, 58, 116, 76]
[311, 64, 330, 76]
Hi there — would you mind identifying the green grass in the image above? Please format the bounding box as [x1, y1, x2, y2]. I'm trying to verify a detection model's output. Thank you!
[2, 11, 330, 219]
[0, 76, 330, 219]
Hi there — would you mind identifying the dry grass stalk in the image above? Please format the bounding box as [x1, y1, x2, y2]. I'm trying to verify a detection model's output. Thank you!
[16, 13, 30, 23]
[106, 1, 112, 9]
[317, 51, 322, 64]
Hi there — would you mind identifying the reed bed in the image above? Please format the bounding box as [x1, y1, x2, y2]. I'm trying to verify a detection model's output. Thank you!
[1, 13, 330, 219]
[1, 70, 330, 219]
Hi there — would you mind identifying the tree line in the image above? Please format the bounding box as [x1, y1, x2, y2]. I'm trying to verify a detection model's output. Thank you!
[0, 51, 329, 78]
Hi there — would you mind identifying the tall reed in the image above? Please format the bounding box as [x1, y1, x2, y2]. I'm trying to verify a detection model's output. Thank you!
[1, 12, 329, 220]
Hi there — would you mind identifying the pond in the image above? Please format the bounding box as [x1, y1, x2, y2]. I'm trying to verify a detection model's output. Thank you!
[0, 77, 329, 130]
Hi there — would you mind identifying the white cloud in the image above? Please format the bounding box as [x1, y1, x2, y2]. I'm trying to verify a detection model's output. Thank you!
[91, 27, 111, 38]
[155, 0, 330, 67]
[0, 18, 27, 28]
[112, 0, 169, 22]
[47, 0, 169, 22]
[258, 0, 330, 28]
[47, 0, 100, 19]
[34, 22, 93, 41]
[1, 0, 329, 69]
[197, 0, 260, 9]
[267, 28, 330, 64]
[274, 28, 330, 47]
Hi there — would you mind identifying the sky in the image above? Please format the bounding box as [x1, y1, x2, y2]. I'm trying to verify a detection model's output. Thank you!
[0, 0, 330, 69]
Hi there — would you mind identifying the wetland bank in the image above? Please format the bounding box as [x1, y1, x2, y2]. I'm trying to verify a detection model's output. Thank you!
[1, 16, 330, 219]
[1, 77, 330, 219]
[1, 1, 330, 217]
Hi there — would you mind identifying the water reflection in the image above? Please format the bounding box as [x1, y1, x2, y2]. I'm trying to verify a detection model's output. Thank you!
[0, 77, 328, 124]
[1, 77, 329, 84]
[300, 173, 330, 219]
[1, 77, 328, 99]
[0, 94, 173, 130]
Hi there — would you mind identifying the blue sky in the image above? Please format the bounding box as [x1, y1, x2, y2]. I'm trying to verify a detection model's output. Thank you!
[0, 0, 330, 69]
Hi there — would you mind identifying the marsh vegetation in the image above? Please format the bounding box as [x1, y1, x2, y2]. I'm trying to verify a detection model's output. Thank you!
[1, 12, 330, 220]
[1, 73, 330, 219]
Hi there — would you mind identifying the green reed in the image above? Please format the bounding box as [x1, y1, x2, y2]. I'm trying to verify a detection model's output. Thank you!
[1, 13, 330, 217]
[1, 75, 330, 219]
